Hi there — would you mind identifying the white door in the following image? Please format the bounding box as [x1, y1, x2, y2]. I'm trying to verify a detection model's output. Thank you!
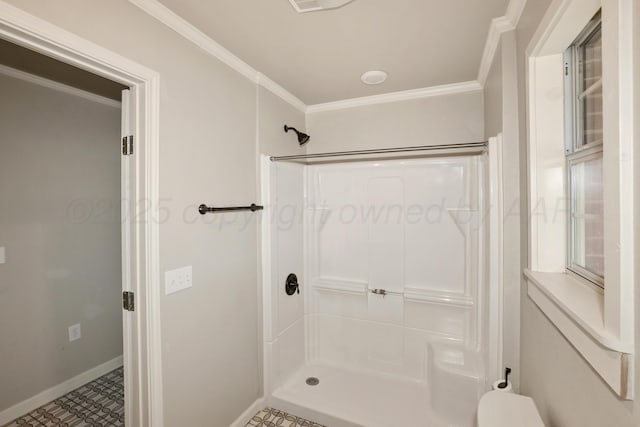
[121, 88, 139, 427]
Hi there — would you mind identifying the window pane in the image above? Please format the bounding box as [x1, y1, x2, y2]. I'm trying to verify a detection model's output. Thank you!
[571, 155, 604, 277]
[580, 27, 603, 146]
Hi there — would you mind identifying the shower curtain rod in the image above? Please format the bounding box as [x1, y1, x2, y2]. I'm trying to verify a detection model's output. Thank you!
[269, 141, 488, 161]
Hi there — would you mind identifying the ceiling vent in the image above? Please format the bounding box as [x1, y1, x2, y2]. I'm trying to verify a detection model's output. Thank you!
[288, 0, 355, 13]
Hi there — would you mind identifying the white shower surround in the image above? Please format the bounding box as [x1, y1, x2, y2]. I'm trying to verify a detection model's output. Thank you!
[261, 140, 504, 427]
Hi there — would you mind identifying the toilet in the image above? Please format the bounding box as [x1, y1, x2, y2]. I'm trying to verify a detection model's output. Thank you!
[477, 391, 545, 427]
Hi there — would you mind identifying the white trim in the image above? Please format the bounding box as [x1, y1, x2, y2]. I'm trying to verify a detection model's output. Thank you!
[0, 64, 121, 108]
[131, 0, 530, 113]
[312, 277, 368, 295]
[0, 1, 163, 424]
[477, 17, 515, 85]
[526, 272, 632, 398]
[505, 0, 528, 28]
[525, 0, 635, 400]
[128, 0, 254, 81]
[0, 356, 124, 425]
[257, 73, 307, 113]
[141, 51, 164, 427]
[121, 87, 134, 427]
[260, 154, 274, 393]
[612, 0, 636, 349]
[476, 0, 527, 85]
[0, 2, 155, 88]
[229, 397, 267, 427]
[526, 0, 566, 57]
[488, 135, 505, 386]
[129, 0, 530, 112]
[404, 287, 475, 307]
[526, 0, 600, 58]
[526, 271, 631, 353]
[128, 0, 307, 113]
[305, 81, 483, 114]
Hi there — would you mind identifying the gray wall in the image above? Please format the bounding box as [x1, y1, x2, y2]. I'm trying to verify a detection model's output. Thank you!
[6, 1, 639, 425]
[483, 41, 503, 138]
[0, 74, 122, 411]
[1, 1, 309, 424]
[492, 1, 640, 425]
[258, 87, 307, 157]
[306, 92, 485, 153]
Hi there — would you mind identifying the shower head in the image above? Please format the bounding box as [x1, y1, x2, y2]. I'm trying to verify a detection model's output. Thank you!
[284, 125, 310, 145]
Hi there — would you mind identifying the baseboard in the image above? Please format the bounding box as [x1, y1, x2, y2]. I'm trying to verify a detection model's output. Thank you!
[229, 396, 266, 427]
[0, 355, 124, 425]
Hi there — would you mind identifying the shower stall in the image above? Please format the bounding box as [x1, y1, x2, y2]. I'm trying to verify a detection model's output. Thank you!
[261, 140, 504, 427]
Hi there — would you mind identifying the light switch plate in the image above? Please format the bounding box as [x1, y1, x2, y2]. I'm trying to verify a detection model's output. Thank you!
[165, 266, 193, 295]
[68, 324, 81, 342]
[0, 247, 5, 264]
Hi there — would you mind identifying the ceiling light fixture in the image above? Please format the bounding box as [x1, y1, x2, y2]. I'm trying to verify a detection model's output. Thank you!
[288, 0, 355, 13]
[361, 70, 388, 85]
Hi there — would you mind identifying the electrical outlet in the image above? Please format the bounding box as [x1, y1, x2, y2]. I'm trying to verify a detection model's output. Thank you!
[68, 324, 81, 342]
[165, 266, 193, 295]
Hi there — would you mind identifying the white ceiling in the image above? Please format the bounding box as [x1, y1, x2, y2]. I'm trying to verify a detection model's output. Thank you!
[157, 0, 509, 105]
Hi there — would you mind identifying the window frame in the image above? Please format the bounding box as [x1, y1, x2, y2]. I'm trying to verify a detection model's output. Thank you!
[566, 149, 604, 287]
[567, 15, 603, 153]
[525, 0, 635, 399]
[564, 13, 605, 289]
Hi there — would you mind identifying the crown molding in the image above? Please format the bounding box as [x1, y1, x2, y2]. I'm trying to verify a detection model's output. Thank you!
[257, 73, 307, 112]
[477, 16, 515, 85]
[0, 63, 121, 108]
[477, 0, 527, 85]
[131, 0, 526, 112]
[305, 81, 482, 114]
[505, 0, 528, 28]
[128, 0, 306, 112]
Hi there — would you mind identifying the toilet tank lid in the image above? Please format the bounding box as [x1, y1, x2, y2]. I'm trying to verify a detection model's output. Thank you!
[477, 391, 545, 427]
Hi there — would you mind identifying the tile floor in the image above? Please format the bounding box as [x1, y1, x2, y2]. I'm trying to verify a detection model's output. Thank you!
[246, 407, 324, 427]
[2, 367, 124, 427]
[2, 369, 319, 427]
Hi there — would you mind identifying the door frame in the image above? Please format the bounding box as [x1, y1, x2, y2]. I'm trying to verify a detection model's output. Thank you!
[0, 2, 163, 426]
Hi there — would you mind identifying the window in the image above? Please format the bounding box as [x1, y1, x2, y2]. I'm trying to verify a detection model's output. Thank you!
[564, 12, 604, 288]
[526, 0, 635, 399]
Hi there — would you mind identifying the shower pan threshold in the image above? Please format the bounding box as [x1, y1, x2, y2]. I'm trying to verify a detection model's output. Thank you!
[269, 363, 451, 427]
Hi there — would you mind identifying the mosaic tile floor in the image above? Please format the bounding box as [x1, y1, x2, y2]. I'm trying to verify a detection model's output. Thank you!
[2, 367, 125, 427]
[246, 407, 324, 427]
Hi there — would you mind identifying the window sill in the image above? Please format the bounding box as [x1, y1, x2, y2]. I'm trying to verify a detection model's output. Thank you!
[525, 269, 633, 399]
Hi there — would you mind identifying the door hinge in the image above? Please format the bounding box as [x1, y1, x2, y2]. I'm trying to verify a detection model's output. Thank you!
[122, 135, 134, 156]
[123, 291, 135, 311]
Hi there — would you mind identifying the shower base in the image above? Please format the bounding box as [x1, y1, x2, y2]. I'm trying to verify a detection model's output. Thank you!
[269, 363, 454, 427]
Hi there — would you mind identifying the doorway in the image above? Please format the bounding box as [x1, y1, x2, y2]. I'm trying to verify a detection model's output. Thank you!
[0, 5, 162, 425]
[0, 38, 128, 426]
